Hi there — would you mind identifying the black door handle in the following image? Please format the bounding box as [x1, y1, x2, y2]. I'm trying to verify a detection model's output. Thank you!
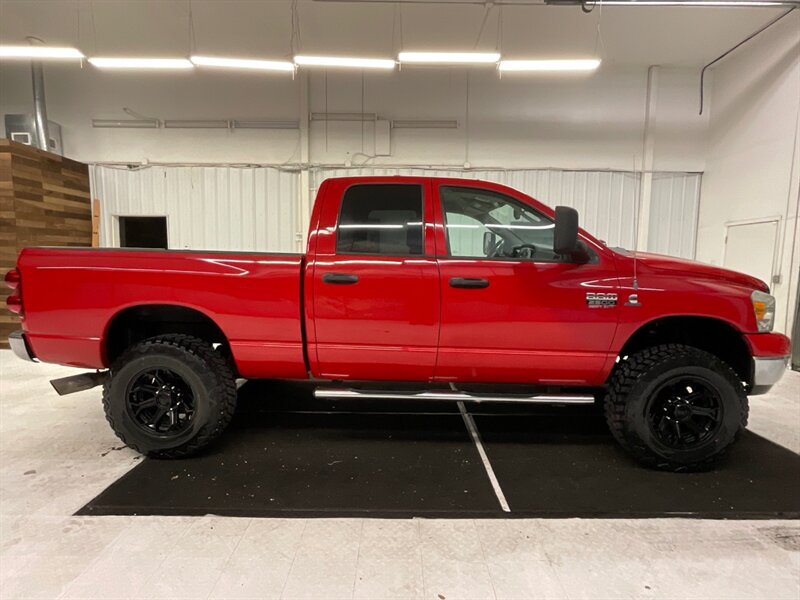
[322, 272, 359, 285]
[450, 277, 490, 289]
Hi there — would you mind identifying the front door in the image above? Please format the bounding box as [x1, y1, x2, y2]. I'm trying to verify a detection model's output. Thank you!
[310, 180, 440, 381]
[433, 183, 619, 386]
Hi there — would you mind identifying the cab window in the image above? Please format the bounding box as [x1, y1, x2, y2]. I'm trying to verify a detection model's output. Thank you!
[336, 184, 424, 256]
[440, 186, 559, 261]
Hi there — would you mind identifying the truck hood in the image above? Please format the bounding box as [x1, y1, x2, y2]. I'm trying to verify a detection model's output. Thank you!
[615, 250, 769, 292]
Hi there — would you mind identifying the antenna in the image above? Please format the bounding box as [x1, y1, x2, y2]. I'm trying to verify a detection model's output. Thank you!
[632, 154, 640, 292]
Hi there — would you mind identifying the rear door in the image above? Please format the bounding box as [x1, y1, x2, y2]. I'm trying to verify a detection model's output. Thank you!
[308, 179, 440, 381]
[433, 182, 619, 386]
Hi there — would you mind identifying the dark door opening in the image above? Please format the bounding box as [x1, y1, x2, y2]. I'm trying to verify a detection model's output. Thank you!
[119, 216, 168, 249]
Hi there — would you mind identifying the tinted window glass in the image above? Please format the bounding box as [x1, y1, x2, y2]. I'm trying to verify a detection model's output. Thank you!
[336, 184, 424, 256]
[440, 186, 558, 261]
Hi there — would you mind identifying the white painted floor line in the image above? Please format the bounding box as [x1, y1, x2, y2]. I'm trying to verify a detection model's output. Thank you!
[457, 400, 511, 513]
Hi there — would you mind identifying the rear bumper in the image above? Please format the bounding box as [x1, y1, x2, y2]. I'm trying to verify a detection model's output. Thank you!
[746, 332, 791, 395]
[8, 331, 36, 362]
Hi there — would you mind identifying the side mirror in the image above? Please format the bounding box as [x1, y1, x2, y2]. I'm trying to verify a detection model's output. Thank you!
[553, 206, 579, 255]
[483, 231, 497, 255]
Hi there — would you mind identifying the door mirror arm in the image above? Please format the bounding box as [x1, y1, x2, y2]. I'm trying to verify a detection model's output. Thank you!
[569, 240, 592, 264]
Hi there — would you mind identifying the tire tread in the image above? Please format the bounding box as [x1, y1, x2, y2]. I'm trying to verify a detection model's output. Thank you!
[102, 334, 237, 459]
[603, 343, 748, 471]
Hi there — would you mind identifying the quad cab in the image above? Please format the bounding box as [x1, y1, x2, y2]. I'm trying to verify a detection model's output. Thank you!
[5, 177, 791, 470]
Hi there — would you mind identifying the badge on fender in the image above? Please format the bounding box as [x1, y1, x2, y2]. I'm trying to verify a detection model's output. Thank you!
[586, 292, 618, 308]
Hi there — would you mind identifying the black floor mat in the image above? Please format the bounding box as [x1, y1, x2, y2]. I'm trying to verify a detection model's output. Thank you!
[78, 381, 800, 519]
[475, 414, 800, 519]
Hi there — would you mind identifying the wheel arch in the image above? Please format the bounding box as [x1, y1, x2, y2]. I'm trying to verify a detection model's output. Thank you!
[614, 316, 752, 387]
[104, 304, 233, 369]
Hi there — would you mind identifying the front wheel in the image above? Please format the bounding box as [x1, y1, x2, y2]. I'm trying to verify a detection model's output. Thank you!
[604, 344, 748, 471]
[103, 334, 237, 458]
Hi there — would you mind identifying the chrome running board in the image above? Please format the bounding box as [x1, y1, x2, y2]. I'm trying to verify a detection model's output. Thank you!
[313, 388, 594, 405]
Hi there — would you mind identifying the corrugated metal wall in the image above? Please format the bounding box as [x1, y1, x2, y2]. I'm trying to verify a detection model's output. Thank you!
[91, 166, 700, 259]
[311, 168, 699, 257]
[91, 166, 299, 252]
[648, 172, 701, 259]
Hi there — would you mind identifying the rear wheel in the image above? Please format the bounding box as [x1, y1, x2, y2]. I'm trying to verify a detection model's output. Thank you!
[604, 344, 748, 471]
[103, 334, 237, 458]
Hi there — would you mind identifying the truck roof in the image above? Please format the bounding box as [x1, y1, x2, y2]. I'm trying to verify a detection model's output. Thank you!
[322, 175, 501, 185]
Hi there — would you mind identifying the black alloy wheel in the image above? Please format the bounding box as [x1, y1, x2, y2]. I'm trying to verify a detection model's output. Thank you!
[103, 334, 237, 458]
[647, 376, 723, 449]
[604, 344, 748, 471]
[126, 368, 196, 436]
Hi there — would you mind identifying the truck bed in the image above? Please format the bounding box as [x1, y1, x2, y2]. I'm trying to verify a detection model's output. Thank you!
[16, 247, 308, 379]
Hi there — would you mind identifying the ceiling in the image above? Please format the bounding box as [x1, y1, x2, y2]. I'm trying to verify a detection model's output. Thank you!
[0, 0, 789, 68]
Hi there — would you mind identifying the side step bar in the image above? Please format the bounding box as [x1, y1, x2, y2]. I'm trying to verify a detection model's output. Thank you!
[313, 388, 595, 405]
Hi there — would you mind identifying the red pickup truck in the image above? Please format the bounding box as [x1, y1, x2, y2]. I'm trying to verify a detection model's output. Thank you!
[5, 176, 791, 470]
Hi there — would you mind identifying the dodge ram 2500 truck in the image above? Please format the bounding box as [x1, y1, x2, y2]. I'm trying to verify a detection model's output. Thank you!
[5, 176, 791, 470]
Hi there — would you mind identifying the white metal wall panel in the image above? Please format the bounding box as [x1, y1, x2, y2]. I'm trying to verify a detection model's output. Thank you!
[311, 168, 692, 254]
[91, 166, 300, 252]
[648, 172, 701, 259]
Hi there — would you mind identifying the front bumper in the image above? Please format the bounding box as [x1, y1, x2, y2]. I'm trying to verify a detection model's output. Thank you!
[751, 356, 788, 395]
[8, 331, 36, 362]
[745, 332, 791, 395]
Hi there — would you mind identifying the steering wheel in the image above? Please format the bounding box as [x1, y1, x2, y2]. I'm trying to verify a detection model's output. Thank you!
[510, 244, 538, 258]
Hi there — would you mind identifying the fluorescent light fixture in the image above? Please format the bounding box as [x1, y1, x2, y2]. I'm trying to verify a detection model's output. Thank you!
[499, 59, 601, 72]
[88, 57, 193, 69]
[294, 55, 395, 69]
[0, 46, 84, 59]
[163, 120, 229, 129]
[191, 56, 294, 72]
[232, 120, 300, 129]
[398, 52, 501, 65]
[92, 119, 160, 129]
[392, 120, 459, 129]
[311, 112, 378, 122]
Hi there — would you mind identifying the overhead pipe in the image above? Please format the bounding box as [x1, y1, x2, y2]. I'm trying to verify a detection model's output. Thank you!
[317, 0, 800, 5]
[699, 7, 796, 114]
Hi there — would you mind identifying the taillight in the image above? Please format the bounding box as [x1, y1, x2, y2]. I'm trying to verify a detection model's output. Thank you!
[6, 294, 22, 314]
[4, 269, 19, 290]
[4, 269, 22, 315]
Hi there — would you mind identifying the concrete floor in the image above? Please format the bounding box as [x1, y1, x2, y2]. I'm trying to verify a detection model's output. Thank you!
[1, 348, 798, 600]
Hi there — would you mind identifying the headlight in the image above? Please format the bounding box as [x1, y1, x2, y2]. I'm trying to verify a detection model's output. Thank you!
[751, 290, 775, 332]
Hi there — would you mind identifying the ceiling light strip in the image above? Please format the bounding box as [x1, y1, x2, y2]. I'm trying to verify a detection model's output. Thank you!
[88, 58, 193, 69]
[191, 56, 294, 72]
[499, 59, 601, 72]
[294, 55, 395, 69]
[398, 51, 501, 64]
[0, 46, 84, 59]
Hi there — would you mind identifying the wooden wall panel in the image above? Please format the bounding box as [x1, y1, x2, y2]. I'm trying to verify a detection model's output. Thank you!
[0, 139, 91, 348]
